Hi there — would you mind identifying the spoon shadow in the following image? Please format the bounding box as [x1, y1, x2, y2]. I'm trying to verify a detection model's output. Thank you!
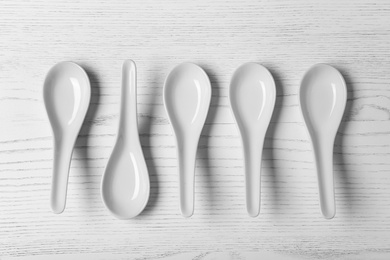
[73, 66, 101, 215]
[196, 66, 219, 216]
[138, 66, 161, 216]
[332, 66, 355, 218]
[261, 66, 284, 216]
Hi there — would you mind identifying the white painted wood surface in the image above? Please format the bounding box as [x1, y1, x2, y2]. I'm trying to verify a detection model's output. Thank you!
[1, 0, 390, 259]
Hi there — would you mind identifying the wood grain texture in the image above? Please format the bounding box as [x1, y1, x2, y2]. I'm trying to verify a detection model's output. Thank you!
[1, 0, 390, 259]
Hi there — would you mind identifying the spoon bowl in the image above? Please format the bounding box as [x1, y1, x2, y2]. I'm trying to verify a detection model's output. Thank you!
[229, 63, 276, 217]
[163, 63, 211, 217]
[102, 138, 149, 219]
[43, 61, 91, 214]
[299, 63, 347, 219]
[101, 60, 150, 219]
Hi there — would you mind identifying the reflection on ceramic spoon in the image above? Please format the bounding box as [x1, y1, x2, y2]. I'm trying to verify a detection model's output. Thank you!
[43, 61, 91, 214]
[101, 60, 150, 219]
[163, 63, 211, 217]
[229, 63, 276, 217]
[299, 64, 347, 219]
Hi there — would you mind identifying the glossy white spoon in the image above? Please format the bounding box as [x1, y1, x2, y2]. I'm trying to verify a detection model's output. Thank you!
[101, 60, 150, 219]
[229, 63, 276, 217]
[299, 64, 347, 219]
[43, 61, 91, 214]
[163, 63, 211, 217]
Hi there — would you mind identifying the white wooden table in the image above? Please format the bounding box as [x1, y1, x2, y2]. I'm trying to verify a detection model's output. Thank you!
[1, 0, 390, 259]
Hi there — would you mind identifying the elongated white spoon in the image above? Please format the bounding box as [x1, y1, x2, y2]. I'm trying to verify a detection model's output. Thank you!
[299, 64, 347, 219]
[43, 61, 91, 214]
[163, 63, 211, 217]
[229, 63, 276, 217]
[101, 60, 150, 219]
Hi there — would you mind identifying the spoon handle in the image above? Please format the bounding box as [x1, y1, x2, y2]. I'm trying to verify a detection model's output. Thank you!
[313, 139, 336, 219]
[119, 60, 139, 142]
[51, 138, 73, 214]
[242, 136, 263, 217]
[177, 141, 197, 217]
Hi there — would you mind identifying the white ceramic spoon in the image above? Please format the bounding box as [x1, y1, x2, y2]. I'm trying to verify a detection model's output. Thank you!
[299, 64, 347, 219]
[101, 60, 150, 219]
[163, 63, 211, 217]
[43, 61, 91, 214]
[229, 63, 276, 217]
